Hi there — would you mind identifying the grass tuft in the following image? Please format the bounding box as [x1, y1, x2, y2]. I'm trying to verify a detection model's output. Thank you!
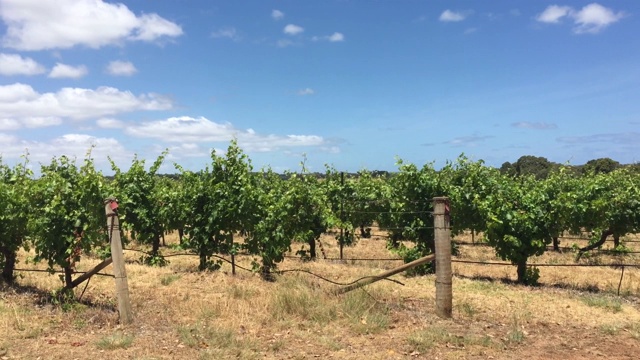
[228, 283, 255, 300]
[160, 274, 181, 286]
[507, 329, 525, 343]
[627, 323, 640, 340]
[341, 290, 389, 334]
[580, 294, 623, 313]
[269, 275, 336, 324]
[458, 301, 477, 318]
[600, 323, 621, 335]
[96, 332, 134, 350]
[178, 322, 257, 360]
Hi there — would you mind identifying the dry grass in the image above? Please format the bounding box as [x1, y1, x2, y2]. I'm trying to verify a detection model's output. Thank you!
[1, 230, 640, 359]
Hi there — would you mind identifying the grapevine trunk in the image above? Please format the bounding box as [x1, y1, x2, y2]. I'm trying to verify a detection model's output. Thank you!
[0, 246, 16, 284]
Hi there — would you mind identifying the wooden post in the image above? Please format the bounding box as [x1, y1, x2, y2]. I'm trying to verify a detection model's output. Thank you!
[339, 171, 344, 260]
[104, 197, 133, 324]
[333, 254, 435, 295]
[231, 253, 236, 276]
[433, 196, 452, 319]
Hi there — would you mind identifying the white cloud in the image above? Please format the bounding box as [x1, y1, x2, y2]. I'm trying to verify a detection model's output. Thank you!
[0, 0, 183, 50]
[439, 10, 467, 22]
[558, 132, 639, 145]
[0, 53, 46, 75]
[106, 60, 137, 76]
[512, 121, 558, 130]
[444, 135, 493, 147]
[0, 132, 132, 166]
[96, 118, 125, 129]
[536, 3, 624, 34]
[536, 5, 572, 23]
[284, 24, 304, 35]
[572, 3, 624, 34]
[0, 83, 172, 120]
[329, 32, 345, 42]
[0, 116, 61, 130]
[272, 9, 284, 20]
[298, 88, 315, 96]
[312, 32, 345, 42]
[164, 143, 209, 159]
[23, 116, 63, 128]
[48, 63, 88, 79]
[130, 13, 183, 41]
[211, 27, 240, 41]
[277, 39, 294, 48]
[125, 116, 328, 153]
[321, 146, 341, 154]
[0, 118, 20, 130]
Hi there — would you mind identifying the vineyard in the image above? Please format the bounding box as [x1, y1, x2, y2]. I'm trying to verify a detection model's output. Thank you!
[2, 142, 640, 359]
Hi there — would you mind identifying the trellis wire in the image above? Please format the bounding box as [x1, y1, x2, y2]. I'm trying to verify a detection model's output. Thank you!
[452, 259, 640, 268]
[344, 210, 433, 215]
[13, 268, 114, 277]
[453, 241, 640, 254]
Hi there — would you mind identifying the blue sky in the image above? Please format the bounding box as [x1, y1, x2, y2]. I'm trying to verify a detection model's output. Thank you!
[0, 0, 638, 173]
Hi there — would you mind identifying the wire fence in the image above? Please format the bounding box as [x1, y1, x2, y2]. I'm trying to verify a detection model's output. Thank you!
[453, 241, 640, 254]
[13, 268, 114, 277]
[12, 244, 640, 298]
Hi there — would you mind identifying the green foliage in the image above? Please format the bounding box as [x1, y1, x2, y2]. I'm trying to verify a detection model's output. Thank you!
[0, 156, 32, 284]
[323, 168, 388, 255]
[583, 158, 621, 175]
[324, 167, 357, 251]
[478, 173, 552, 284]
[440, 154, 498, 237]
[156, 176, 188, 243]
[110, 152, 167, 262]
[31, 152, 106, 287]
[523, 266, 540, 286]
[5, 144, 638, 289]
[379, 159, 444, 259]
[179, 140, 255, 270]
[243, 169, 293, 274]
[569, 168, 640, 250]
[284, 161, 332, 260]
[514, 155, 554, 179]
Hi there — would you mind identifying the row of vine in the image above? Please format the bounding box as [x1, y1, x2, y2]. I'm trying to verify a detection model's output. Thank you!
[1, 143, 639, 286]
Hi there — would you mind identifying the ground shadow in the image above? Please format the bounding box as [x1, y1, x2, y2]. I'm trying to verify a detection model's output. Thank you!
[1, 281, 117, 312]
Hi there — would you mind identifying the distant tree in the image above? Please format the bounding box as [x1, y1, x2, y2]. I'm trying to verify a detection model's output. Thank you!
[582, 158, 621, 175]
[628, 163, 640, 174]
[514, 156, 553, 179]
[499, 162, 516, 177]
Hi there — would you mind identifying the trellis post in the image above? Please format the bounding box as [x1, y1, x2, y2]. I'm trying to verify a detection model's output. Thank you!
[433, 196, 452, 318]
[104, 197, 133, 324]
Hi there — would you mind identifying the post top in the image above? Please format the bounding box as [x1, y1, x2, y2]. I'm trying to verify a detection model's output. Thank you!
[433, 196, 449, 201]
[104, 196, 117, 204]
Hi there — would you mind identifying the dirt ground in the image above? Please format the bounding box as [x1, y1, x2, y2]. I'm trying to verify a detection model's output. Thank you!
[1, 230, 640, 359]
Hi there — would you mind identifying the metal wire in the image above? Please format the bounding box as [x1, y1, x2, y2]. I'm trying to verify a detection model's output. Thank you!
[451, 259, 640, 268]
[13, 268, 114, 277]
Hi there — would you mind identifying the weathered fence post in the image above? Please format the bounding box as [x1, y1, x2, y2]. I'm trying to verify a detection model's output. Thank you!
[231, 253, 236, 276]
[104, 197, 133, 324]
[433, 196, 452, 319]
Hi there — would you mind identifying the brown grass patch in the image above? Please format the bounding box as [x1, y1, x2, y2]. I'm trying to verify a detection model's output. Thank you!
[2, 231, 640, 359]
